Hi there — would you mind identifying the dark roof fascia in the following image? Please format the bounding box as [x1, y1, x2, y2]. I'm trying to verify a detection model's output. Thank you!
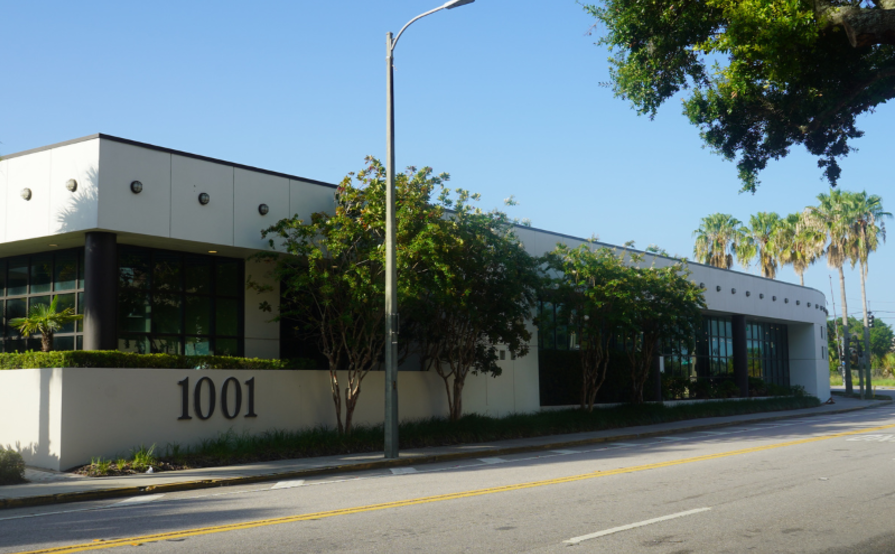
[2, 133, 337, 190]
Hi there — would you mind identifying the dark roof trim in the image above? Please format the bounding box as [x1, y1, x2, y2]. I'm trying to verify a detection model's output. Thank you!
[2, 133, 338, 190]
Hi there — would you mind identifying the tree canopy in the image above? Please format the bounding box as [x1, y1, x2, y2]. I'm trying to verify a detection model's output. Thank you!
[586, 0, 895, 191]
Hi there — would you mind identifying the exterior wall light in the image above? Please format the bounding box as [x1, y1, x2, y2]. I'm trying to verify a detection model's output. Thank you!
[66, 179, 78, 192]
[772, 296, 777, 301]
[796, 300, 800, 305]
[746, 291, 751, 297]
[760, 293, 764, 299]
[21, 188, 32, 201]
[699, 282, 705, 289]
[807, 302, 811, 307]
[731, 288, 736, 294]
[785, 298, 789, 303]
[198, 193, 210, 205]
[716, 286, 722, 292]
[130, 180, 143, 194]
[258, 204, 270, 215]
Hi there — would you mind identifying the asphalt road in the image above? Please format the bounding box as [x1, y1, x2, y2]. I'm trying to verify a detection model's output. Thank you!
[2, 405, 895, 554]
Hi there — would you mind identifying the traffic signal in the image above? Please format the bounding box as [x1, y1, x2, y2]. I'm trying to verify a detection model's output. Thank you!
[868, 313, 875, 328]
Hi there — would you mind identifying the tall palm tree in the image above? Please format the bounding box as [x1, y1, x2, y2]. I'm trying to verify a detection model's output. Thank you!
[804, 189, 858, 394]
[693, 213, 745, 269]
[848, 191, 891, 396]
[9, 296, 83, 352]
[775, 213, 826, 286]
[738, 212, 782, 278]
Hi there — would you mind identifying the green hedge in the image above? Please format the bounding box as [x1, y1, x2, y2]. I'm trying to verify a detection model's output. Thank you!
[0, 351, 318, 370]
[0, 449, 25, 485]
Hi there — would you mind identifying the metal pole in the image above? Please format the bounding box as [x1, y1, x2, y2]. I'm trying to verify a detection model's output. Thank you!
[384, 32, 399, 459]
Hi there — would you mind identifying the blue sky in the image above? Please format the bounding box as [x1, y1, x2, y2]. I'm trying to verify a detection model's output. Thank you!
[2, 0, 892, 325]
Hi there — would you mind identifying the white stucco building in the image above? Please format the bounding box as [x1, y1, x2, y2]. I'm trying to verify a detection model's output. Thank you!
[0, 134, 831, 470]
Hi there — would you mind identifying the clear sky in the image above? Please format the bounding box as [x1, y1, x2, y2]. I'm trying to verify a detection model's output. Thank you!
[2, 1, 892, 326]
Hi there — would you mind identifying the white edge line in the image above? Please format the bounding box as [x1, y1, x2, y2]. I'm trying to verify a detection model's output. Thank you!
[563, 507, 712, 545]
[271, 479, 306, 490]
[115, 494, 166, 505]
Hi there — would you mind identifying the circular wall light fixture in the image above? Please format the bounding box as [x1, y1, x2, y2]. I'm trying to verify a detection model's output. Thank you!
[746, 291, 751, 297]
[807, 302, 811, 307]
[716, 286, 722, 292]
[21, 188, 32, 201]
[66, 179, 78, 192]
[198, 193, 210, 205]
[699, 282, 705, 289]
[731, 288, 736, 294]
[772, 296, 777, 301]
[258, 204, 270, 215]
[208, 250, 218, 254]
[130, 180, 143, 194]
[796, 300, 800, 305]
[785, 298, 789, 304]
[759, 293, 765, 299]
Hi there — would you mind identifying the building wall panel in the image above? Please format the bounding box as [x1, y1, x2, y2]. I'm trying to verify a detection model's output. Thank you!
[233, 168, 289, 250]
[97, 139, 172, 237]
[170, 156, 234, 246]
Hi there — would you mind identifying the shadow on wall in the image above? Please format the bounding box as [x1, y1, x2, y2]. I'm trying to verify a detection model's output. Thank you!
[2, 368, 60, 469]
[55, 166, 99, 233]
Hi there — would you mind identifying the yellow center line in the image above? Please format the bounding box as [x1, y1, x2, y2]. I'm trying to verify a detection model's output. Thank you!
[15, 422, 895, 554]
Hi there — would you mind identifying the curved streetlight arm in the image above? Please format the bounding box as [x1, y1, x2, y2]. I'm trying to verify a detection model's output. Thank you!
[391, 0, 475, 51]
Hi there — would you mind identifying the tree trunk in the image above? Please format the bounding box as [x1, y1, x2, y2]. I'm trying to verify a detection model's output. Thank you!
[450, 376, 465, 421]
[41, 333, 53, 353]
[839, 266, 853, 395]
[329, 370, 344, 434]
[824, 6, 895, 48]
[860, 261, 872, 397]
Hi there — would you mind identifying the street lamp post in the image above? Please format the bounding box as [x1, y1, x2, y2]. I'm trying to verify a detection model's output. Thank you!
[384, 0, 475, 459]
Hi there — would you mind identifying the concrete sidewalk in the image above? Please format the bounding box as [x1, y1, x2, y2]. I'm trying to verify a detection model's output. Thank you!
[1, 396, 889, 510]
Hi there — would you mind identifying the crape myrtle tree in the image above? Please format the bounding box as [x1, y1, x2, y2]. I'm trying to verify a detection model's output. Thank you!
[620, 255, 706, 404]
[586, 0, 895, 191]
[543, 243, 637, 412]
[407, 190, 541, 421]
[248, 158, 446, 434]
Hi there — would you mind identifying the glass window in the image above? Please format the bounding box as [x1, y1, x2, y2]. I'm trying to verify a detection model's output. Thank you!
[185, 336, 211, 356]
[185, 296, 212, 335]
[215, 298, 239, 337]
[54, 336, 74, 351]
[54, 252, 77, 291]
[151, 335, 182, 355]
[119, 335, 150, 354]
[6, 298, 26, 336]
[120, 293, 151, 333]
[185, 256, 212, 295]
[119, 247, 151, 290]
[8, 258, 28, 296]
[153, 252, 182, 292]
[152, 294, 182, 334]
[216, 260, 240, 297]
[30, 254, 53, 294]
[55, 293, 77, 334]
[0, 260, 5, 296]
[215, 338, 238, 357]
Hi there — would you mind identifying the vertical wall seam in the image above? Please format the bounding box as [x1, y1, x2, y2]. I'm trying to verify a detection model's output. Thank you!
[169, 154, 173, 237]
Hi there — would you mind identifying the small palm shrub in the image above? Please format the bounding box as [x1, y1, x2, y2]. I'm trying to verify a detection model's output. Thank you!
[0, 449, 26, 485]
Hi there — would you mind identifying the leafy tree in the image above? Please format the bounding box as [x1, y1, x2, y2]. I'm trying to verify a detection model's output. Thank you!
[585, 0, 895, 191]
[543, 243, 635, 411]
[408, 191, 540, 421]
[774, 213, 826, 286]
[693, 213, 746, 269]
[249, 158, 445, 434]
[9, 296, 83, 352]
[738, 212, 782, 278]
[620, 258, 706, 403]
[828, 316, 894, 369]
[805, 189, 858, 393]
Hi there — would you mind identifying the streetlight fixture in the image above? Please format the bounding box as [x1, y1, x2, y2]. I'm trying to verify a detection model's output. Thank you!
[384, 0, 475, 459]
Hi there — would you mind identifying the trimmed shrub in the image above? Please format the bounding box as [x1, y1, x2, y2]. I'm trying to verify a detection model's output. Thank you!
[0, 450, 26, 485]
[0, 351, 318, 371]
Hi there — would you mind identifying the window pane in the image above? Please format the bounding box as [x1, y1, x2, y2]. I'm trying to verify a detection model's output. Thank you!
[8, 258, 28, 296]
[153, 252, 183, 292]
[120, 293, 151, 333]
[119, 247, 151, 290]
[185, 256, 212, 295]
[54, 336, 74, 351]
[119, 335, 150, 354]
[215, 260, 240, 297]
[0, 260, 5, 295]
[6, 298, 26, 336]
[56, 293, 77, 334]
[31, 254, 53, 294]
[152, 294, 182, 334]
[215, 338, 238, 357]
[54, 251, 78, 291]
[6, 339, 26, 353]
[185, 336, 211, 356]
[78, 250, 85, 287]
[215, 298, 239, 337]
[151, 335, 182, 355]
[185, 295, 212, 335]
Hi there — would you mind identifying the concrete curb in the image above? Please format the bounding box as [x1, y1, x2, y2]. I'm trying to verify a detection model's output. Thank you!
[1, 399, 888, 511]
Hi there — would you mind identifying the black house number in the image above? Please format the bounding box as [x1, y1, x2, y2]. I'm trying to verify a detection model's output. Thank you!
[177, 377, 258, 420]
